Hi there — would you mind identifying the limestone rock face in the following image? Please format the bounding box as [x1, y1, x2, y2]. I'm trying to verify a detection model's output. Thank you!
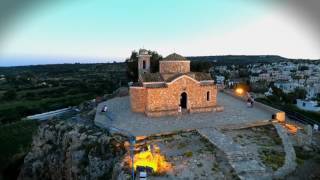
[18, 120, 127, 180]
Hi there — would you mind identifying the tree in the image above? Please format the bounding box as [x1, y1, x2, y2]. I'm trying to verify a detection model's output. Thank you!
[25, 92, 36, 100]
[250, 80, 268, 93]
[293, 88, 307, 100]
[126, 51, 139, 81]
[316, 93, 320, 103]
[299, 66, 309, 71]
[126, 49, 162, 81]
[190, 61, 214, 72]
[239, 69, 249, 78]
[149, 50, 162, 73]
[270, 86, 285, 102]
[2, 89, 17, 101]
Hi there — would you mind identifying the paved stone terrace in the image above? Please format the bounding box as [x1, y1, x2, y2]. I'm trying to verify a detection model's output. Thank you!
[94, 92, 273, 136]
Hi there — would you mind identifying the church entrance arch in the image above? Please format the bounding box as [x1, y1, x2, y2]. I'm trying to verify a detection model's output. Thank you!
[180, 92, 187, 109]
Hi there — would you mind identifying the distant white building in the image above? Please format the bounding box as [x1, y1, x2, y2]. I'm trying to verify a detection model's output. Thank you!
[215, 75, 225, 84]
[296, 99, 320, 112]
[306, 84, 320, 99]
[216, 66, 227, 73]
[274, 82, 303, 93]
[249, 73, 271, 83]
[306, 75, 320, 84]
[264, 87, 273, 96]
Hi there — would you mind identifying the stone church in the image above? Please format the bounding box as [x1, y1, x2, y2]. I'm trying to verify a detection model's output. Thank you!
[130, 49, 218, 117]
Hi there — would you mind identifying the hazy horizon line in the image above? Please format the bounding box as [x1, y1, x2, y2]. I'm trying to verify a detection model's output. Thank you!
[1, 53, 319, 67]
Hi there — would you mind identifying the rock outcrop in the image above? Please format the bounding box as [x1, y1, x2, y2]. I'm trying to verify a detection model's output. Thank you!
[18, 120, 127, 180]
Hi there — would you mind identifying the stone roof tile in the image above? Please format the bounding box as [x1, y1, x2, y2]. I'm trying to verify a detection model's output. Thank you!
[140, 73, 163, 82]
[162, 53, 188, 61]
[165, 72, 212, 82]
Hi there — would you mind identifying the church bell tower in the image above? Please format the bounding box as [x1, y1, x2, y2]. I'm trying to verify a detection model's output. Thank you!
[138, 49, 151, 76]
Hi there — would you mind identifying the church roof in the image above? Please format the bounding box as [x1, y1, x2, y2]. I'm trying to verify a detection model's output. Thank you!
[162, 53, 188, 61]
[140, 72, 212, 83]
[140, 73, 163, 82]
[194, 72, 213, 81]
[165, 72, 212, 82]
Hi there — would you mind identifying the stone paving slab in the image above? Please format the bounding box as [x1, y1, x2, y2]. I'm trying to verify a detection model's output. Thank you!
[94, 92, 273, 136]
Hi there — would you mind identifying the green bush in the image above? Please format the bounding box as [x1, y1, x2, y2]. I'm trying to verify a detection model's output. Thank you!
[183, 151, 193, 158]
[259, 149, 285, 171]
[0, 120, 39, 172]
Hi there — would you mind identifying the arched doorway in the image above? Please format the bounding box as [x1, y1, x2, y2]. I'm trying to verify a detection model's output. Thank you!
[143, 60, 146, 69]
[180, 92, 187, 109]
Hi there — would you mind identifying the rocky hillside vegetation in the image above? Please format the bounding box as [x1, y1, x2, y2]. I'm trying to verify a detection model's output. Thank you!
[18, 120, 127, 180]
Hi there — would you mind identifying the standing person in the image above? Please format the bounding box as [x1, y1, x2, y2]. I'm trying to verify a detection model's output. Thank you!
[246, 92, 254, 108]
[250, 98, 254, 107]
[101, 105, 108, 112]
[247, 98, 252, 107]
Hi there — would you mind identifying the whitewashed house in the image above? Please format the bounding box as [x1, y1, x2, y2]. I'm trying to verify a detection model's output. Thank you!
[306, 84, 320, 99]
[274, 82, 302, 93]
[264, 87, 273, 96]
[215, 75, 225, 84]
[296, 99, 320, 112]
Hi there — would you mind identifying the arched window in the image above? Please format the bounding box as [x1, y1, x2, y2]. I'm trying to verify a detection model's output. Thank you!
[143, 60, 146, 69]
[207, 91, 210, 101]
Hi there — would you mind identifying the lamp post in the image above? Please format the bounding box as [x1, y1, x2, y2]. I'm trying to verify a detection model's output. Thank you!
[235, 87, 244, 95]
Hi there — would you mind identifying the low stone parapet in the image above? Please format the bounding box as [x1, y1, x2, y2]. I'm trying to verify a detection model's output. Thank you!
[272, 123, 297, 178]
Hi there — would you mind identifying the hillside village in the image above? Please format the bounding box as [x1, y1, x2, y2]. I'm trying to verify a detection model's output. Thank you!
[213, 61, 320, 112]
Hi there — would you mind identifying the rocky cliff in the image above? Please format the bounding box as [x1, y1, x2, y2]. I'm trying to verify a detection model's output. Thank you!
[18, 120, 127, 180]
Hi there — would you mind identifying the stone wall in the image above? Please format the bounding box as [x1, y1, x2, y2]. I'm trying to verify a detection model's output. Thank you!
[159, 61, 190, 74]
[190, 106, 216, 113]
[273, 123, 297, 178]
[129, 87, 147, 112]
[145, 76, 217, 117]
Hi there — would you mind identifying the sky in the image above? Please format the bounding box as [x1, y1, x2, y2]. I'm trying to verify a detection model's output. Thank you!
[0, 0, 320, 66]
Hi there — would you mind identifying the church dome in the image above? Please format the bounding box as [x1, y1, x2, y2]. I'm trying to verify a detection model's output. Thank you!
[162, 53, 188, 61]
